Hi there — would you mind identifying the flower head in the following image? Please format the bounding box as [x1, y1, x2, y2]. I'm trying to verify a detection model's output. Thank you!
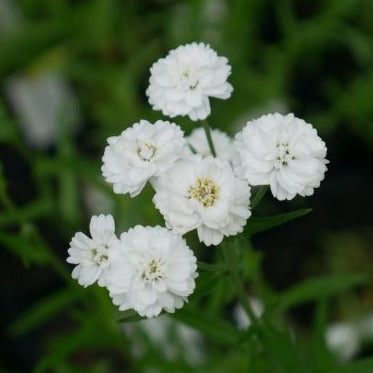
[183, 127, 237, 164]
[67, 215, 118, 287]
[234, 113, 328, 201]
[107, 226, 198, 318]
[233, 297, 264, 330]
[153, 155, 251, 246]
[326, 322, 360, 362]
[102, 120, 185, 197]
[146, 42, 233, 121]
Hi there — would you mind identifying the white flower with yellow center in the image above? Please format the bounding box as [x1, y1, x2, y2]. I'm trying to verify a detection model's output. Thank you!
[146, 42, 233, 121]
[234, 113, 328, 201]
[67, 215, 118, 287]
[153, 156, 251, 246]
[183, 127, 237, 164]
[107, 226, 198, 318]
[102, 120, 185, 197]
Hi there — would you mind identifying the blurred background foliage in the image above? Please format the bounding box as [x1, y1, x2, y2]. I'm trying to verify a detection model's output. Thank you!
[0, 0, 372, 372]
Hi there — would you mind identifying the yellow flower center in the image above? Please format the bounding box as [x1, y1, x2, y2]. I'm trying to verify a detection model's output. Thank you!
[188, 177, 219, 207]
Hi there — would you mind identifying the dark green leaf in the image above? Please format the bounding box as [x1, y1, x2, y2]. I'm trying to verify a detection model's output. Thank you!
[190, 270, 228, 301]
[276, 273, 370, 310]
[173, 307, 241, 346]
[245, 209, 312, 236]
[323, 358, 373, 373]
[9, 288, 80, 336]
[258, 325, 308, 373]
[0, 229, 50, 266]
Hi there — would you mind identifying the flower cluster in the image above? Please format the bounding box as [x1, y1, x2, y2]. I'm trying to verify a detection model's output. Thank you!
[67, 216, 197, 318]
[67, 42, 328, 318]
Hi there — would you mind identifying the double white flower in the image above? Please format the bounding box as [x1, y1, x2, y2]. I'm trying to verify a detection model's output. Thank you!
[107, 226, 198, 318]
[235, 113, 328, 201]
[67, 217, 198, 318]
[102, 120, 185, 197]
[146, 42, 233, 121]
[153, 155, 251, 246]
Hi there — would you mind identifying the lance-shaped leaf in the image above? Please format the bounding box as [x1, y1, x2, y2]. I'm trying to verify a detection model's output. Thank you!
[245, 209, 312, 236]
[173, 307, 241, 346]
[274, 273, 370, 311]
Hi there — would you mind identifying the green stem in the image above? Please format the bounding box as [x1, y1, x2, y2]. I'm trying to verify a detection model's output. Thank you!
[202, 119, 217, 157]
[197, 260, 224, 272]
[251, 185, 269, 210]
[223, 242, 260, 328]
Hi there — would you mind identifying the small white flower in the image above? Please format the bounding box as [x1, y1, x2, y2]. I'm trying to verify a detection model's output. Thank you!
[6, 72, 79, 149]
[102, 120, 185, 197]
[123, 315, 205, 364]
[146, 42, 233, 121]
[183, 127, 237, 164]
[234, 113, 328, 201]
[67, 215, 118, 287]
[357, 313, 373, 342]
[153, 156, 251, 246]
[107, 226, 198, 318]
[233, 297, 264, 330]
[326, 322, 360, 362]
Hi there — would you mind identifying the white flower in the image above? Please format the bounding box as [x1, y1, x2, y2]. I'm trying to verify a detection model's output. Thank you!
[357, 313, 373, 342]
[233, 297, 264, 330]
[326, 322, 360, 362]
[102, 120, 185, 197]
[183, 127, 237, 164]
[146, 42, 233, 121]
[67, 215, 118, 287]
[107, 226, 198, 318]
[234, 113, 328, 201]
[153, 155, 251, 246]
[6, 72, 79, 149]
[123, 315, 205, 364]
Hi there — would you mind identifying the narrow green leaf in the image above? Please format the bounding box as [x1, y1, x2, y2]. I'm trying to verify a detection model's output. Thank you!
[258, 325, 308, 373]
[0, 229, 50, 266]
[173, 307, 241, 346]
[0, 198, 52, 226]
[245, 209, 312, 236]
[197, 260, 225, 272]
[312, 298, 334, 371]
[33, 319, 110, 373]
[9, 288, 80, 336]
[190, 270, 228, 301]
[276, 273, 370, 310]
[323, 358, 373, 373]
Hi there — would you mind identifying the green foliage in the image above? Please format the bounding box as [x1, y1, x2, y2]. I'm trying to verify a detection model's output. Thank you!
[245, 208, 312, 236]
[0, 0, 372, 372]
[274, 273, 371, 311]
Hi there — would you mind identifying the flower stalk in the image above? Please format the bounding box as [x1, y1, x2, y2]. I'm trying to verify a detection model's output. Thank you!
[223, 241, 260, 328]
[201, 120, 259, 326]
[202, 119, 217, 157]
[251, 186, 269, 210]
